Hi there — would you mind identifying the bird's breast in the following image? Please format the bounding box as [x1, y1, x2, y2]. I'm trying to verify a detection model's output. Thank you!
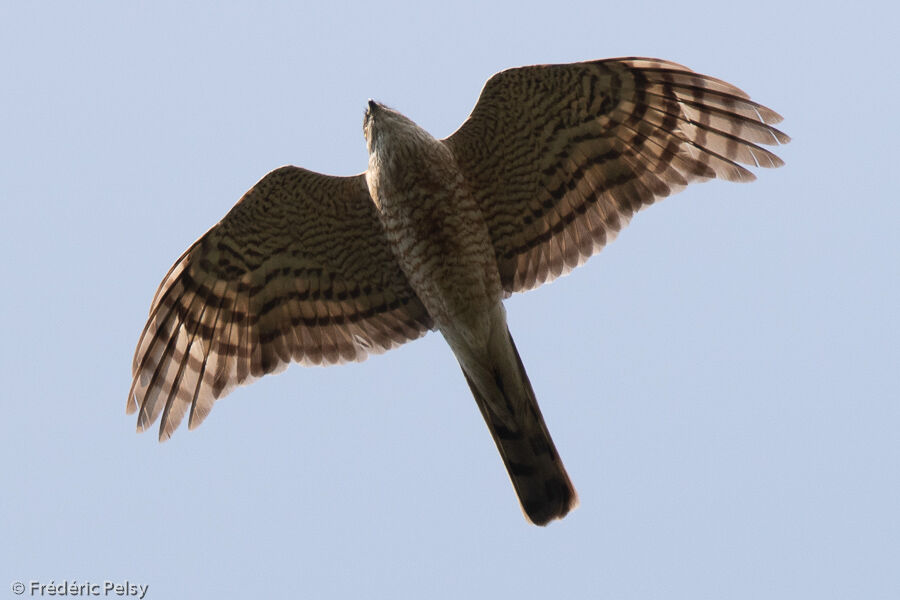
[369, 144, 501, 330]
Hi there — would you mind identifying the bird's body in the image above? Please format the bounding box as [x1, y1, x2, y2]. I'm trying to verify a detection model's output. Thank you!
[365, 104, 500, 334]
[365, 102, 577, 522]
[129, 57, 787, 525]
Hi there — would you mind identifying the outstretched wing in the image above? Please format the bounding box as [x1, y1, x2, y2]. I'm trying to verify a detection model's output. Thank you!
[128, 167, 433, 440]
[444, 57, 789, 294]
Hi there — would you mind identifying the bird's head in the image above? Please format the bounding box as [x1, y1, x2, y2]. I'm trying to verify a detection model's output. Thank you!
[363, 100, 427, 155]
[363, 99, 394, 152]
[363, 99, 379, 133]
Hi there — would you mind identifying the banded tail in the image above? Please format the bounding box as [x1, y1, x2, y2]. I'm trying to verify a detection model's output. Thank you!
[456, 317, 577, 525]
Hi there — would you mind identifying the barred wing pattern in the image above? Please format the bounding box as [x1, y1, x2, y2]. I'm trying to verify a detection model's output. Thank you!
[128, 167, 433, 440]
[444, 58, 789, 294]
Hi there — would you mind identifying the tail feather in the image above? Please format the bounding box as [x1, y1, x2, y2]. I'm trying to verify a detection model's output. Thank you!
[459, 326, 578, 525]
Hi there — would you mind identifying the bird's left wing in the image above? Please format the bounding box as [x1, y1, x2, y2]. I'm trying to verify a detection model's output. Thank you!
[128, 167, 433, 440]
[444, 57, 789, 294]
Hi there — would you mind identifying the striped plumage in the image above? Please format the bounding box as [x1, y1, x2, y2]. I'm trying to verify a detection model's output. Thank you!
[129, 57, 787, 525]
[128, 170, 433, 440]
[444, 58, 788, 293]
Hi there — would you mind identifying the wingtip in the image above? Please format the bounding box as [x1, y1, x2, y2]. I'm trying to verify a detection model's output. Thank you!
[126, 378, 140, 414]
[187, 412, 204, 431]
[157, 426, 172, 443]
[135, 404, 154, 434]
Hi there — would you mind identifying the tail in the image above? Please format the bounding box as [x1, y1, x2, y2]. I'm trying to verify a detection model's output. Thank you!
[457, 317, 578, 525]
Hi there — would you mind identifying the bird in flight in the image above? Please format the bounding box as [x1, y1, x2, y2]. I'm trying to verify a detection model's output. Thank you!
[129, 57, 788, 525]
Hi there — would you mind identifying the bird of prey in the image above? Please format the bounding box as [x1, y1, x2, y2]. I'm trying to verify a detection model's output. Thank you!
[128, 57, 788, 525]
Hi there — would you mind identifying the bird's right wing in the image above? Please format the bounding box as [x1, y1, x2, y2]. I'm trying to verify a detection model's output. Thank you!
[128, 167, 433, 440]
[444, 57, 789, 294]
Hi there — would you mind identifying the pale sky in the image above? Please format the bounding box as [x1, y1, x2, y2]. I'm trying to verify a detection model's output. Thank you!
[2, 1, 897, 599]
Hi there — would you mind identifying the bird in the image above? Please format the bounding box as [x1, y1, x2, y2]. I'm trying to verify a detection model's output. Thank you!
[128, 57, 788, 525]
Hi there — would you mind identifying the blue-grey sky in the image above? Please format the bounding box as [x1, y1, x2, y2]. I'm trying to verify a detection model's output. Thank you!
[2, 2, 897, 599]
